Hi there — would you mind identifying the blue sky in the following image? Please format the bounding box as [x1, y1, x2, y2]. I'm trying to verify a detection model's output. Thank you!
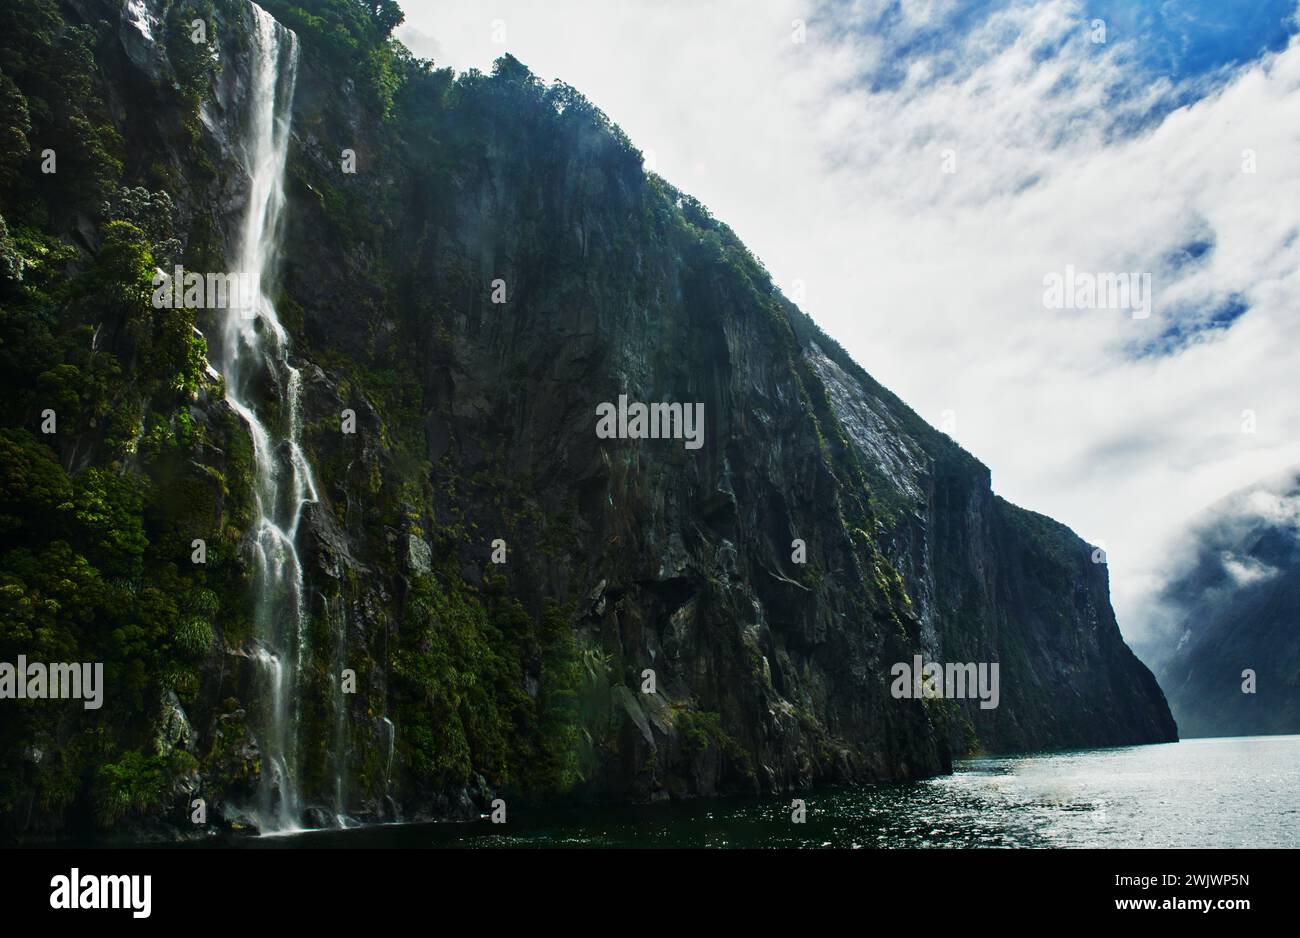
[1087, 0, 1296, 79]
[839, 1, 1297, 127]
[400, 0, 1300, 647]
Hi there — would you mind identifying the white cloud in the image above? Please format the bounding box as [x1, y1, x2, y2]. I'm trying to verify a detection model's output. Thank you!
[1244, 487, 1300, 531]
[398, 0, 1300, 644]
[1221, 553, 1279, 587]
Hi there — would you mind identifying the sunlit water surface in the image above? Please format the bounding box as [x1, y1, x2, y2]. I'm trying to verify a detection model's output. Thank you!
[221, 735, 1299, 848]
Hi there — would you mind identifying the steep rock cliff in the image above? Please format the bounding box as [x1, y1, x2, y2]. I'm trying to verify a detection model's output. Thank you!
[0, 0, 1175, 838]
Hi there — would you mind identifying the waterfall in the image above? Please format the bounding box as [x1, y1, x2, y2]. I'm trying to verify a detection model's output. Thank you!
[331, 598, 351, 828]
[381, 716, 396, 797]
[222, 3, 319, 833]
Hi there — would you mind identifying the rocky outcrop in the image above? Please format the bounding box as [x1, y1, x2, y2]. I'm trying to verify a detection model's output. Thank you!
[800, 337, 1176, 751]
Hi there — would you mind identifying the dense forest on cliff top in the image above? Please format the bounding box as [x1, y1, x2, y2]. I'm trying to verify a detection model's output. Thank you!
[0, 0, 1174, 840]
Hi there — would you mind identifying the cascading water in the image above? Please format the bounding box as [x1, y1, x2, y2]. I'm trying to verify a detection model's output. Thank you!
[329, 597, 351, 827]
[381, 716, 396, 794]
[221, 3, 319, 832]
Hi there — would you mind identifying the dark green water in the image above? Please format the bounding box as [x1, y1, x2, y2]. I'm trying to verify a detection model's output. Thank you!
[228, 735, 1300, 848]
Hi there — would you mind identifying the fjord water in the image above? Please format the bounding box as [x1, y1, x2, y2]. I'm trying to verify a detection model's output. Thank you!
[223, 736, 1299, 848]
[220, 4, 319, 832]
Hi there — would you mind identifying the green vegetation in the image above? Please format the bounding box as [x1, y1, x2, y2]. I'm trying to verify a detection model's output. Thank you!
[0, 0, 248, 831]
[260, 0, 408, 116]
[390, 571, 582, 795]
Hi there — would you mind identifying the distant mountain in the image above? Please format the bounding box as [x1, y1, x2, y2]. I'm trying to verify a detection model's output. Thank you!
[1146, 468, 1300, 737]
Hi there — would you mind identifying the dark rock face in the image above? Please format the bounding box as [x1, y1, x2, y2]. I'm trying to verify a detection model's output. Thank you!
[801, 342, 1177, 752]
[1139, 468, 1300, 738]
[271, 17, 1176, 807]
[0, 0, 1174, 838]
